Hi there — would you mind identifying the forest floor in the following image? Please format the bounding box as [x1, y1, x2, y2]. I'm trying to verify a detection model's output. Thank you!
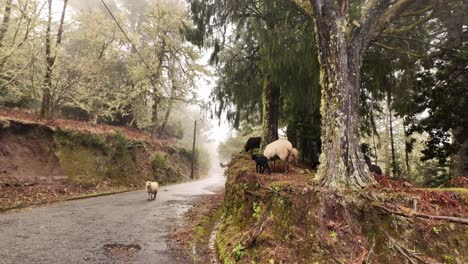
[173, 153, 468, 263]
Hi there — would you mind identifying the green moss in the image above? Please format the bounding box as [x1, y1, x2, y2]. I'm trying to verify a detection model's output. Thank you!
[110, 131, 129, 159]
[270, 195, 295, 241]
[53, 129, 152, 188]
[442, 254, 455, 264]
[270, 181, 292, 188]
[217, 153, 468, 263]
[151, 153, 168, 170]
[55, 129, 107, 150]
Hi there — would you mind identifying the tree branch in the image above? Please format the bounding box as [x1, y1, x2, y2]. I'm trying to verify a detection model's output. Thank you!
[383, 12, 433, 35]
[379, 34, 468, 55]
[0, 62, 31, 90]
[308, 0, 322, 18]
[0, 0, 13, 47]
[55, 0, 68, 48]
[373, 41, 421, 57]
[350, 0, 413, 54]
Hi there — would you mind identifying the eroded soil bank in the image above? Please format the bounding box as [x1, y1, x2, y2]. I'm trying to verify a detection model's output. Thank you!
[0, 113, 198, 211]
[203, 153, 468, 263]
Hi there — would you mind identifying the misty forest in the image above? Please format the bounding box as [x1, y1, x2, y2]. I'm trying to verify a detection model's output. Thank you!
[0, 0, 467, 263]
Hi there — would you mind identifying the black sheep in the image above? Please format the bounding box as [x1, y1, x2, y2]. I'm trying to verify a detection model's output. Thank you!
[364, 155, 383, 175]
[252, 154, 270, 174]
[244, 137, 261, 153]
[311, 161, 320, 170]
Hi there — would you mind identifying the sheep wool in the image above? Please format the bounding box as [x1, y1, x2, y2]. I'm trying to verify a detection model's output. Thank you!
[263, 139, 293, 161]
[289, 148, 299, 164]
[244, 137, 262, 152]
[145, 181, 159, 201]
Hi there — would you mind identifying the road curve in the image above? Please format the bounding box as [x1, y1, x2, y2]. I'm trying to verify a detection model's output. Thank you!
[0, 174, 225, 264]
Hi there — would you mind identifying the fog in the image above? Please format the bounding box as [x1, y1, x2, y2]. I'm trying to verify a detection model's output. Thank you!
[49, 0, 232, 177]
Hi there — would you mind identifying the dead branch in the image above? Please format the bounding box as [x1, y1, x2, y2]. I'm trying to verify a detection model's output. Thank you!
[375, 205, 468, 225]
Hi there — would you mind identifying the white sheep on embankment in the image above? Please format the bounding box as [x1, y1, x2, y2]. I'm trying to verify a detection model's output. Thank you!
[263, 139, 293, 173]
[145, 181, 159, 201]
[288, 148, 299, 166]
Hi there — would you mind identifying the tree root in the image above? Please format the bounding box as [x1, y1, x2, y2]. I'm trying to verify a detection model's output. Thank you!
[365, 237, 375, 264]
[375, 204, 468, 225]
[380, 227, 428, 264]
[244, 219, 269, 248]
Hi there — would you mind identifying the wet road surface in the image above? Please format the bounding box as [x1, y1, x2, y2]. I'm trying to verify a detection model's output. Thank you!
[0, 174, 225, 264]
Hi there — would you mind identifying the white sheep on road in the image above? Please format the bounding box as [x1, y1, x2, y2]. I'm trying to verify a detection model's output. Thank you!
[145, 181, 159, 201]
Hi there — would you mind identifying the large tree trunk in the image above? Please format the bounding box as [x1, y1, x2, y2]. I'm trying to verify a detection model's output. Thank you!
[314, 18, 373, 188]
[0, 0, 12, 47]
[311, 2, 374, 189]
[309, 0, 411, 189]
[260, 77, 280, 150]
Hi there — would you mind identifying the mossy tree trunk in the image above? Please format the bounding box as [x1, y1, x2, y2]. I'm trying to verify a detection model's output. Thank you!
[309, 0, 411, 189]
[40, 0, 68, 119]
[0, 0, 12, 48]
[261, 76, 280, 150]
[313, 14, 372, 188]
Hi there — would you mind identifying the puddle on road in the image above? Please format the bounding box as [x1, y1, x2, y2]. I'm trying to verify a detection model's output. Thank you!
[102, 243, 141, 261]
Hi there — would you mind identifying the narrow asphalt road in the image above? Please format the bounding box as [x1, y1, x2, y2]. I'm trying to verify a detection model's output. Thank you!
[0, 173, 225, 264]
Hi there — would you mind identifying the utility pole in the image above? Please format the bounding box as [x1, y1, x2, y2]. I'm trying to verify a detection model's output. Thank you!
[191, 120, 197, 179]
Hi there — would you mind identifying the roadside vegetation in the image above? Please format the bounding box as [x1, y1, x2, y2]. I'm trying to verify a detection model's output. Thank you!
[0, 0, 466, 262]
[174, 0, 468, 262]
[0, 0, 214, 212]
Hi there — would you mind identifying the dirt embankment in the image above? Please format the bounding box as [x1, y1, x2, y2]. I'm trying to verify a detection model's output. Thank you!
[210, 153, 468, 264]
[0, 114, 198, 211]
[172, 190, 225, 264]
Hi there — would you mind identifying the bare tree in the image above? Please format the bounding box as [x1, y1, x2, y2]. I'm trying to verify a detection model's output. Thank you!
[40, 0, 68, 119]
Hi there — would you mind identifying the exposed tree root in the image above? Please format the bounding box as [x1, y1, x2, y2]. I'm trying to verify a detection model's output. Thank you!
[244, 218, 269, 248]
[365, 238, 375, 264]
[380, 227, 428, 264]
[375, 204, 468, 225]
